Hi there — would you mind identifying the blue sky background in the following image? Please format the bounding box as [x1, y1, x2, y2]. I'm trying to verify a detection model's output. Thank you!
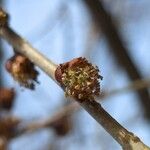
[1, 0, 150, 149]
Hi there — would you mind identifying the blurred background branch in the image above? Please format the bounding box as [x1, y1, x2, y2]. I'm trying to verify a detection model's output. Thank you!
[84, 0, 150, 120]
[12, 77, 150, 137]
[0, 0, 3, 87]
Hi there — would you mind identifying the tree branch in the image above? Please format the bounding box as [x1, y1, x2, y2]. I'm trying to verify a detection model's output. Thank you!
[0, 8, 149, 150]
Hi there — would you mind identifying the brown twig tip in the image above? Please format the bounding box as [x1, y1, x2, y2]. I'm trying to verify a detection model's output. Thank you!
[0, 8, 9, 27]
[0, 88, 15, 110]
[51, 115, 72, 136]
[55, 57, 103, 102]
[0, 137, 7, 150]
[5, 54, 39, 90]
[0, 116, 20, 139]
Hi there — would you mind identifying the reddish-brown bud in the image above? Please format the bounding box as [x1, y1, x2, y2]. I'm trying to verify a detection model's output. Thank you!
[0, 116, 20, 139]
[0, 137, 7, 150]
[0, 8, 9, 27]
[55, 57, 102, 102]
[5, 54, 39, 90]
[51, 116, 72, 136]
[0, 88, 15, 110]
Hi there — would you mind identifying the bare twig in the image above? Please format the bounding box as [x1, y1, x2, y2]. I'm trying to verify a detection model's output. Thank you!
[0, 8, 149, 150]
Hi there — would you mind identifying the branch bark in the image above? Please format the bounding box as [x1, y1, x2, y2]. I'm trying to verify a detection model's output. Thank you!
[83, 0, 150, 120]
[81, 100, 150, 150]
[0, 8, 149, 150]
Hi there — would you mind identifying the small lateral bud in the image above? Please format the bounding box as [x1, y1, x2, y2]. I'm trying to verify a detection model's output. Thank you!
[5, 54, 39, 90]
[0, 88, 15, 110]
[0, 116, 20, 139]
[0, 8, 9, 27]
[51, 116, 72, 136]
[0, 137, 7, 150]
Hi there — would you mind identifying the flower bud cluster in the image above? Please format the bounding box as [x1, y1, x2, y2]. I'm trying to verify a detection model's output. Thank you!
[55, 57, 102, 102]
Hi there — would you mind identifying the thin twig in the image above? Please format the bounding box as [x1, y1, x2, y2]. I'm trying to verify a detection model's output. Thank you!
[0, 9, 149, 150]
